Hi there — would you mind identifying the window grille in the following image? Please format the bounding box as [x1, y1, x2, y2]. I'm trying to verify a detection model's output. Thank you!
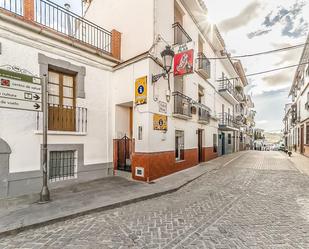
[49, 150, 76, 181]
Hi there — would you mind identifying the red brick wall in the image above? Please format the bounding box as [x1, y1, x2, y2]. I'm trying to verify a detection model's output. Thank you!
[132, 149, 199, 181]
[24, 0, 34, 21]
[111, 29, 121, 60]
[202, 147, 218, 162]
[304, 145, 309, 158]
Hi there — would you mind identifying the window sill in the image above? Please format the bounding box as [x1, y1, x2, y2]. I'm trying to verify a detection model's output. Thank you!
[175, 159, 185, 163]
[34, 130, 87, 136]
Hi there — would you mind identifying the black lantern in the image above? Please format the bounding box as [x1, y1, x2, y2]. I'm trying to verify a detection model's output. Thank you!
[161, 46, 175, 74]
[152, 46, 175, 83]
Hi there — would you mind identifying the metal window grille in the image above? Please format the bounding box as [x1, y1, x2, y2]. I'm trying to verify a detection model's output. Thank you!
[49, 150, 76, 181]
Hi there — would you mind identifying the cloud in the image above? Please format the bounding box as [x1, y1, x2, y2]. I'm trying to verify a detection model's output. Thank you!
[219, 1, 261, 32]
[274, 49, 302, 66]
[248, 0, 308, 38]
[262, 73, 291, 86]
[247, 29, 271, 39]
[256, 120, 269, 124]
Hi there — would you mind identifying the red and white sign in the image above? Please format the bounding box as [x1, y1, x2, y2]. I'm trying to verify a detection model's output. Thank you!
[173, 49, 194, 76]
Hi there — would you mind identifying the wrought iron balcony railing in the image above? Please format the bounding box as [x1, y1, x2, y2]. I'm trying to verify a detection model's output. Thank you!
[219, 78, 235, 95]
[172, 22, 192, 45]
[35, 0, 112, 53]
[0, 0, 112, 54]
[36, 104, 88, 132]
[172, 91, 192, 118]
[218, 112, 240, 128]
[198, 104, 210, 123]
[197, 52, 211, 79]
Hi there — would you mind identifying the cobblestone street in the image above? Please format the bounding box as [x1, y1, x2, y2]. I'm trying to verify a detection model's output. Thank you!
[1, 151, 309, 249]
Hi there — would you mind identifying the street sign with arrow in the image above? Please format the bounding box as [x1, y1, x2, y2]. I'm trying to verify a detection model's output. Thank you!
[0, 68, 42, 112]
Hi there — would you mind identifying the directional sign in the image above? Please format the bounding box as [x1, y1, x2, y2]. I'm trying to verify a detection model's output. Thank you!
[0, 68, 42, 112]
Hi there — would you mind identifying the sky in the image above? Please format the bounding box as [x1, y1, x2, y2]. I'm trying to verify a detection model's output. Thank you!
[205, 0, 309, 132]
[55, 0, 309, 132]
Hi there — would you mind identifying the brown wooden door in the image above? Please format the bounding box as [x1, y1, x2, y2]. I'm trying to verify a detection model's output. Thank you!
[48, 70, 76, 131]
[198, 129, 203, 163]
[301, 125, 304, 154]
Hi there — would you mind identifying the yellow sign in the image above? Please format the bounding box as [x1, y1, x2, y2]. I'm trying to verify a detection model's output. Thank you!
[135, 76, 147, 105]
[153, 114, 168, 130]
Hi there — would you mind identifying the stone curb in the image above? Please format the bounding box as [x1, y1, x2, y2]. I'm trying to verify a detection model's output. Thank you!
[0, 164, 220, 238]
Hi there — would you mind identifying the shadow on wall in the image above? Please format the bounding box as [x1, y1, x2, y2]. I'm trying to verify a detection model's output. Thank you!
[0, 138, 11, 198]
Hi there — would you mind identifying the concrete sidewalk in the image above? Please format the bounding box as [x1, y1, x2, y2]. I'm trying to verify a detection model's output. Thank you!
[0, 152, 243, 237]
[286, 151, 309, 176]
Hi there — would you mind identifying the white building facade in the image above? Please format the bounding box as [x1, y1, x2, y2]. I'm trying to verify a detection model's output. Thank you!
[284, 34, 309, 157]
[0, 0, 255, 197]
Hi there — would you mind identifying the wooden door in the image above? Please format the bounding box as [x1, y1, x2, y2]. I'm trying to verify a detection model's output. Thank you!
[48, 70, 76, 131]
[301, 125, 304, 154]
[198, 129, 203, 163]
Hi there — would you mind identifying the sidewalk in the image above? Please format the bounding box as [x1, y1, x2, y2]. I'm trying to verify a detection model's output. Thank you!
[0, 152, 243, 237]
[287, 152, 309, 176]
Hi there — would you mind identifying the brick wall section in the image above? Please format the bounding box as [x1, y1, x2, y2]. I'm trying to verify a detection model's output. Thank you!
[132, 149, 199, 181]
[202, 147, 218, 162]
[111, 30, 121, 60]
[304, 145, 309, 158]
[24, 0, 34, 21]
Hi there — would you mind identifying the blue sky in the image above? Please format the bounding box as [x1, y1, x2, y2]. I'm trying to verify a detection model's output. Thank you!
[57, 0, 309, 132]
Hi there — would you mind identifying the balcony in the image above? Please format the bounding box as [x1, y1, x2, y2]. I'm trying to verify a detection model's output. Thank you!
[198, 104, 210, 124]
[172, 91, 192, 119]
[218, 112, 240, 131]
[218, 78, 239, 105]
[36, 104, 88, 133]
[196, 52, 211, 79]
[0, 0, 121, 59]
[173, 22, 192, 45]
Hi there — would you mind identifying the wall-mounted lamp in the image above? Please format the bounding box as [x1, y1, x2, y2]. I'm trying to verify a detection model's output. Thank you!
[152, 46, 175, 102]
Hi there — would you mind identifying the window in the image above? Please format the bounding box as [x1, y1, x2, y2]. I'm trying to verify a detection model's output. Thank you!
[240, 132, 243, 143]
[306, 123, 309, 145]
[198, 85, 204, 104]
[175, 130, 184, 161]
[174, 76, 184, 93]
[228, 134, 232, 145]
[213, 134, 217, 153]
[48, 70, 76, 131]
[49, 151, 76, 181]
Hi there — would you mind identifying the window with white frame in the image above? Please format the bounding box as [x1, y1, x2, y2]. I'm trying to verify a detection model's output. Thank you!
[175, 130, 184, 161]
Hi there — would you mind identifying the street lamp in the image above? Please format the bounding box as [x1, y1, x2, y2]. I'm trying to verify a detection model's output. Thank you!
[152, 46, 175, 102]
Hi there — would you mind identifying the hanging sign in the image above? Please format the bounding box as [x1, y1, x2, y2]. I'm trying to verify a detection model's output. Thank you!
[153, 114, 168, 131]
[0, 68, 42, 112]
[135, 76, 147, 105]
[174, 49, 194, 76]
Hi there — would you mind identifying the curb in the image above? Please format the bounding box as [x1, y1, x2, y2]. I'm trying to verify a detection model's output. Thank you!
[0, 165, 219, 238]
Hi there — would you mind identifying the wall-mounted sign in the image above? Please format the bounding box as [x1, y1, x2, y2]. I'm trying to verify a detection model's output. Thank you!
[158, 101, 167, 114]
[153, 114, 167, 131]
[174, 49, 194, 76]
[0, 68, 42, 112]
[135, 76, 147, 105]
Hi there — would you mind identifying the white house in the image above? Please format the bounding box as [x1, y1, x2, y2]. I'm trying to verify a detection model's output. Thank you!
[0, 0, 255, 198]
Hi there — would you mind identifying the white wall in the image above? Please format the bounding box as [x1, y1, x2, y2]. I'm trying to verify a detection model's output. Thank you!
[0, 24, 114, 172]
[85, 0, 154, 61]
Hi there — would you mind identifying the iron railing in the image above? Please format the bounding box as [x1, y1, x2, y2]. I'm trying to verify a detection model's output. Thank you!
[0, 0, 23, 15]
[172, 22, 192, 45]
[198, 105, 210, 123]
[197, 52, 211, 78]
[49, 150, 76, 181]
[35, 0, 112, 53]
[219, 78, 235, 95]
[36, 104, 88, 132]
[173, 91, 192, 118]
[218, 112, 240, 128]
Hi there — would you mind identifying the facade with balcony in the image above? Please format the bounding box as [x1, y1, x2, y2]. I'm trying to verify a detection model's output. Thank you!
[83, 0, 255, 181]
[0, 0, 256, 197]
[0, 0, 121, 197]
[284, 35, 309, 157]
